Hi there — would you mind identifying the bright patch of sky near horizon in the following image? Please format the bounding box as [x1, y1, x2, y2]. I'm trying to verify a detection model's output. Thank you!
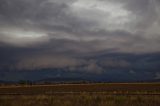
[1, 29, 45, 38]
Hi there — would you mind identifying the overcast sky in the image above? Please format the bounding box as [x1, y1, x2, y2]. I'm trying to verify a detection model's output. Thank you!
[0, 0, 160, 79]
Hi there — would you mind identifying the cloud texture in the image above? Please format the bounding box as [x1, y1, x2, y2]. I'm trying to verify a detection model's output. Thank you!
[0, 0, 160, 78]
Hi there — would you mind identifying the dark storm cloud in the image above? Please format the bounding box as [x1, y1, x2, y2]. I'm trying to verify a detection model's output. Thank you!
[0, 0, 159, 48]
[0, 0, 94, 36]
[0, 0, 160, 75]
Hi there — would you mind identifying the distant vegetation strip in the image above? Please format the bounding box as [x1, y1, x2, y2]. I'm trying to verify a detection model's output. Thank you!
[0, 83, 160, 95]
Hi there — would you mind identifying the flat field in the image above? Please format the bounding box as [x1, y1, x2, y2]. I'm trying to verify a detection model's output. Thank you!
[0, 83, 160, 106]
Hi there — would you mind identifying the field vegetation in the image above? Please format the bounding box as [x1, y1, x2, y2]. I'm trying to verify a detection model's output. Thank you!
[0, 83, 160, 106]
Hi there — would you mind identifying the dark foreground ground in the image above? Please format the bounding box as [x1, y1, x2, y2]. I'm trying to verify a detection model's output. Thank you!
[0, 83, 160, 106]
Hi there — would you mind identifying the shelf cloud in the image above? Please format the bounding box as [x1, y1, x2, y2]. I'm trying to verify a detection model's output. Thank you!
[0, 0, 160, 78]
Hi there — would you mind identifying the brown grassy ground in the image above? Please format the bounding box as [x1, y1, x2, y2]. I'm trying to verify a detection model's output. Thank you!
[0, 94, 160, 106]
[0, 83, 160, 106]
[0, 83, 160, 94]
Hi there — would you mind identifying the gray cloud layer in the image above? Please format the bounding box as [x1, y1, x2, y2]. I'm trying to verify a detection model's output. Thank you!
[0, 0, 160, 74]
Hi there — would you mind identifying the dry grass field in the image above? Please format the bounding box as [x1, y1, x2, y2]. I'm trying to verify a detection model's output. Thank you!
[0, 83, 160, 106]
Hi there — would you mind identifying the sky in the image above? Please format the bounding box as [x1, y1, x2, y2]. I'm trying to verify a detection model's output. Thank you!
[0, 0, 160, 81]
